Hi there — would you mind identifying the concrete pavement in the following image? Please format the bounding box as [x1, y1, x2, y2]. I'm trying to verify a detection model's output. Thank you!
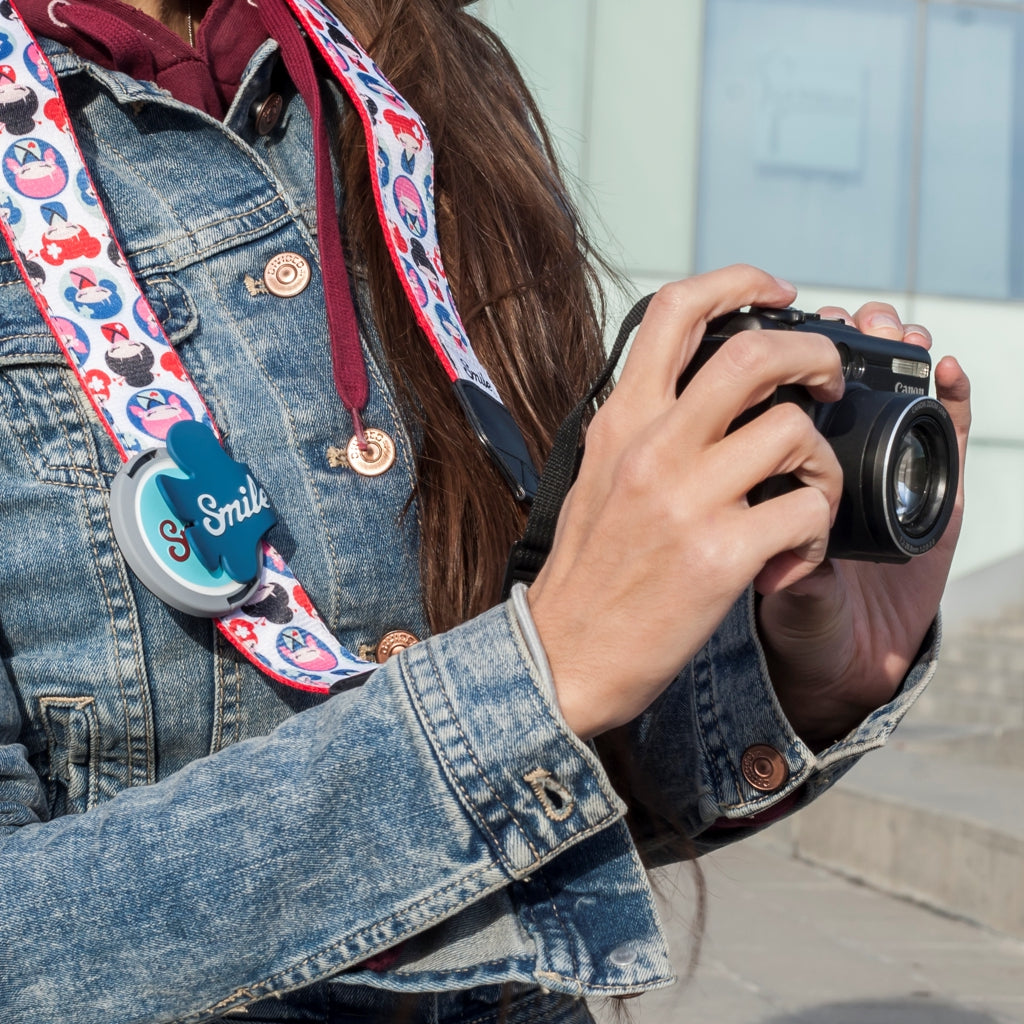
[591, 835, 1024, 1024]
[589, 581, 1024, 1023]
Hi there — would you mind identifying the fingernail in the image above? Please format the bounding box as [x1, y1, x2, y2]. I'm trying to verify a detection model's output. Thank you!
[773, 276, 797, 292]
[867, 312, 901, 331]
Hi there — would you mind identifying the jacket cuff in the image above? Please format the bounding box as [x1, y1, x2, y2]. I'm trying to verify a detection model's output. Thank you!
[396, 592, 624, 879]
[698, 593, 940, 832]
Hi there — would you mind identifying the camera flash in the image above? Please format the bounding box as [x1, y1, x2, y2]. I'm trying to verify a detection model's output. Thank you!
[892, 358, 930, 379]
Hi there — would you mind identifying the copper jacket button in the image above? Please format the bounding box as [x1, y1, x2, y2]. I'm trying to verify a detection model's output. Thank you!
[346, 428, 396, 477]
[376, 630, 419, 662]
[263, 252, 311, 297]
[253, 93, 283, 136]
[741, 744, 789, 792]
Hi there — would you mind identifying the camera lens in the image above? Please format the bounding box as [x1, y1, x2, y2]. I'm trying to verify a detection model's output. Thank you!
[894, 428, 930, 527]
[819, 388, 957, 561]
[886, 410, 952, 543]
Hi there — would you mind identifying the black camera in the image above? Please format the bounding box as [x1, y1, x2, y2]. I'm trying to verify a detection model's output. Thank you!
[680, 306, 958, 563]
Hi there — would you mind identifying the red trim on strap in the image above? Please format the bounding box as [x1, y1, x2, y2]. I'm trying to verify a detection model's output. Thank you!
[285, 0, 461, 384]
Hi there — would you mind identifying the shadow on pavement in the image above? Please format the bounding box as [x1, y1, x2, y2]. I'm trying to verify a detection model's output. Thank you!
[761, 999, 999, 1023]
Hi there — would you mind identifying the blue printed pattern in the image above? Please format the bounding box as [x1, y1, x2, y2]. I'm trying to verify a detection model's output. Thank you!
[0, 2, 373, 693]
[288, 0, 502, 399]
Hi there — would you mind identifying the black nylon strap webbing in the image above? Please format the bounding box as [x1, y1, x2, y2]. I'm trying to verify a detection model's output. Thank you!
[501, 293, 654, 597]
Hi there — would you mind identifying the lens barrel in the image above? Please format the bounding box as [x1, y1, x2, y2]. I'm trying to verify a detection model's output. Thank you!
[821, 387, 957, 562]
[894, 430, 930, 527]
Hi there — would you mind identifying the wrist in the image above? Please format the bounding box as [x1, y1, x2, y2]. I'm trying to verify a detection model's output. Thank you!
[765, 645, 903, 751]
[510, 582, 606, 739]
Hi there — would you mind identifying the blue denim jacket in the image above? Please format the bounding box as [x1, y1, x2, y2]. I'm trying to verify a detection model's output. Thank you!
[0, 38, 939, 1024]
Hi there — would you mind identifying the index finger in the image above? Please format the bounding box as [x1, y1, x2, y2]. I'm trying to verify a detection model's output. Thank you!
[615, 265, 797, 411]
[673, 327, 844, 448]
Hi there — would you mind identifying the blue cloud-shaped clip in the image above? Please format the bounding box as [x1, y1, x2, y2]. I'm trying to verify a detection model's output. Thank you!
[157, 421, 276, 585]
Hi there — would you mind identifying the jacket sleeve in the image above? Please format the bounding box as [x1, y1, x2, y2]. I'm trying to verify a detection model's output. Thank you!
[584, 587, 940, 862]
[0, 601, 624, 1024]
[0, 587, 937, 1021]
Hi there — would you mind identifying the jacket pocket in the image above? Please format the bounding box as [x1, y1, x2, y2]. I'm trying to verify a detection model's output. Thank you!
[0, 266, 198, 475]
[39, 696, 100, 817]
[0, 353, 116, 487]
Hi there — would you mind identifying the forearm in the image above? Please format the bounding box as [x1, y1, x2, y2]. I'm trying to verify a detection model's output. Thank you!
[0, 603, 623, 1023]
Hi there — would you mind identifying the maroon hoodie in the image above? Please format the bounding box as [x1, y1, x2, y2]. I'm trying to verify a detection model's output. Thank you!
[18, 0, 268, 117]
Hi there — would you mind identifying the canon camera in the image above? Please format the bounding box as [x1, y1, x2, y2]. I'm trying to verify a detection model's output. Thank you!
[680, 306, 958, 563]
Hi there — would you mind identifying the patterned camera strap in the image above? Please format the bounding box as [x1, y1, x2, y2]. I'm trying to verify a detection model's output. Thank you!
[0, 0, 531, 693]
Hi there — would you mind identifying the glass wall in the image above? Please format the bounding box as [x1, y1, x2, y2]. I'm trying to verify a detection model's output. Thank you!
[919, 3, 1022, 299]
[480, 0, 1024, 582]
[698, 0, 1024, 302]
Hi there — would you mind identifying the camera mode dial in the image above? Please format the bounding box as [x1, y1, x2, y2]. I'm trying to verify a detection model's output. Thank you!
[750, 305, 808, 326]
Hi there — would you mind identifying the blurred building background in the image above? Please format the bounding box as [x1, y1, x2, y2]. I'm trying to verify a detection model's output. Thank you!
[478, 0, 1024, 586]
[475, 8, 1024, 1015]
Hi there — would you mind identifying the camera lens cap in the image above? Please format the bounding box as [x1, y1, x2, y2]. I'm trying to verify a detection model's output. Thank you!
[109, 426, 271, 617]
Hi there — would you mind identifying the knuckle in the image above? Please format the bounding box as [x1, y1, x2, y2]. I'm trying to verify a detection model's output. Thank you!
[649, 279, 697, 320]
[771, 401, 814, 444]
[723, 261, 765, 284]
[616, 443, 664, 498]
[687, 527, 738, 581]
[722, 331, 771, 377]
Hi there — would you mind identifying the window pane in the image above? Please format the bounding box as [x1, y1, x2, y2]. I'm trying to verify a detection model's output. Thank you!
[917, 5, 1020, 299]
[697, 0, 916, 291]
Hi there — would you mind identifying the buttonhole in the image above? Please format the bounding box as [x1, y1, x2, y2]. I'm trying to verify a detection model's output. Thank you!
[524, 768, 575, 822]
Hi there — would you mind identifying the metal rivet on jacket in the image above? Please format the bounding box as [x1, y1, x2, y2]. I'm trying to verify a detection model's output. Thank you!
[741, 744, 789, 792]
[376, 630, 419, 663]
[253, 92, 284, 136]
[346, 428, 397, 477]
[263, 251, 311, 297]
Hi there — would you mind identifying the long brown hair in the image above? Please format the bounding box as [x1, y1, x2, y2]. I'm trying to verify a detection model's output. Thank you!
[328, 0, 607, 633]
[328, 0, 703, 922]
[325, 6, 707, 1000]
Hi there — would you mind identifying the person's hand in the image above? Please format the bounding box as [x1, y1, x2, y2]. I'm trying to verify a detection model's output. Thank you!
[528, 264, 849, 740]
[757, 302, 972, 748]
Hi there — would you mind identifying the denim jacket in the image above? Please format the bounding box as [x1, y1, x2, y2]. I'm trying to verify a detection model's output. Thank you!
[0, 37, 939, 1024]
